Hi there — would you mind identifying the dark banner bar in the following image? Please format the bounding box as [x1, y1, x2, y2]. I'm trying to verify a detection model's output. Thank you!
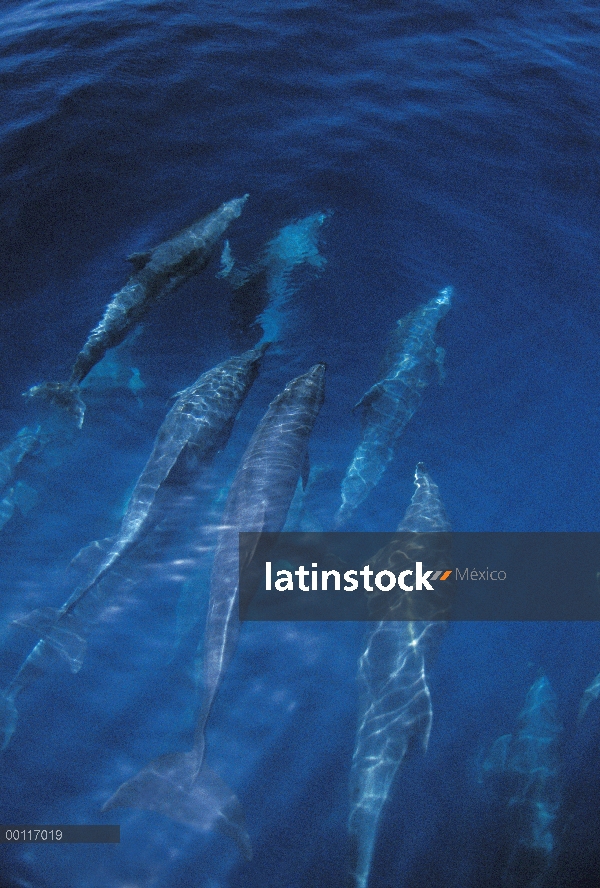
[0, 825, 120, 843]
[239, 532, 600, 621]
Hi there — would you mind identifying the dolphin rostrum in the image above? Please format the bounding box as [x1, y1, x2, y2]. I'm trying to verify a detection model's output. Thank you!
[334, 287, 452, 527]
[25, 195, 249, 427]
[348, 464, 451, 888]
[102, 363, 326, 861]
[0, 344, 268, 750]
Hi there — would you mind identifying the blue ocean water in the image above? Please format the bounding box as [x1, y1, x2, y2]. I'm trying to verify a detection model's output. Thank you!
[1, 1, 600, 886]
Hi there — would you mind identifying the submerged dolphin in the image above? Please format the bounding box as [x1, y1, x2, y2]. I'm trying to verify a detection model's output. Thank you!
[0, 345, 268, 750]
[0, 425, 41, 530]
[348, 464, 451, 888]
[334, 287, 452, 527]
[480, 674, 562, 885]
[218, 211, 329, 346]
[103, 363, 326, 860]
[0, 425, 41, 492]
[25, 195, 249, 427]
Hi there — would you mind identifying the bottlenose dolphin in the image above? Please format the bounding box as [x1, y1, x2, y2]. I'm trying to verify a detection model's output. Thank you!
[0, 481, 38, 532]
[25, 195, 249, 427]
[103, 363, 326, 860]
[348, 464, 451, 888]
[218, 211, 329, 346]
[0, 425, 41, 531]
[0, 345, 268, 750]
[479, 674, 562, 885]
[334, 287, 452, 527]
[0, 425, 41, 492]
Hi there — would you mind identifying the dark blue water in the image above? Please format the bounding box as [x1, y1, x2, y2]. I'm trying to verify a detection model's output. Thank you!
[1, 1, 600, 886]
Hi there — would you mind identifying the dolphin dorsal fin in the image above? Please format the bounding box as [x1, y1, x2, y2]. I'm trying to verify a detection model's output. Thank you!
[126, 251, 152, 271]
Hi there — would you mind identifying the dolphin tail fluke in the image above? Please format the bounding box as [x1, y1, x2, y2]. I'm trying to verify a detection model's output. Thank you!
[23, 382, 86, 428]
[0, 692, 18, 751]
[12, 607, 87, 673]
[102, 750, 252, 861]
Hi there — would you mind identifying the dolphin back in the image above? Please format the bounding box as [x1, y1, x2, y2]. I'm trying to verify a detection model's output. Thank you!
[348, 464, 450, 888]
[198, 362, 327, 718]
[335, 288, 452, 527]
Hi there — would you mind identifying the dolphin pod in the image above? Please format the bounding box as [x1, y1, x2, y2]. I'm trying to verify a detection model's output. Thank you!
[334, 287, 452, 527]
[0, 345, 268, 750]
[25, 195, 249, 427]
[102, 363, 326, 860]
[348, 464, 451, 888]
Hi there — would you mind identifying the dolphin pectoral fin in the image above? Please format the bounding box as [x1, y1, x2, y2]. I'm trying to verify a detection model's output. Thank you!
[12, 607, 87, 673]
[353, 382, 384, 413]
[126, 251, 152, 271]
[103, 752, 252, 861]
[23, 382, 86, 429]
[0, 692, 18, 751]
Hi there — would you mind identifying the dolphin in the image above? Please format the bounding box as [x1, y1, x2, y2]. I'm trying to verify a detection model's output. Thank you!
[103, 363, 326, 860]
[348, 464, 451, 888]
[218, 211, 330, 346]
[0, 481, 38, 532]
[0, 425, 41, 531]
[334, 287, 452, 527]
[25, 194, 249, 427]
[479, 674, 562, 885]
[0, 344, 268, 750]
[0, 425, 41, 493]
